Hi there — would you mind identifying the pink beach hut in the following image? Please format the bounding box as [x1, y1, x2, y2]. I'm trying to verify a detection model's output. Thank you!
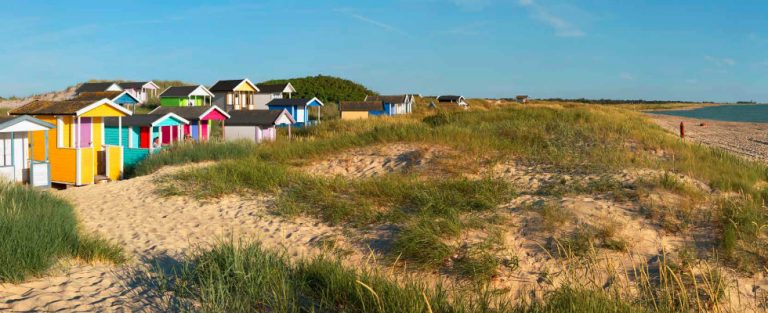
[149, 106, 230, 142]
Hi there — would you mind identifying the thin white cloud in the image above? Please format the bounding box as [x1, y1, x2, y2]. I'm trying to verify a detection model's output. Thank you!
[518, 0, 585, 37]
[620, 73, 634, 81]
[705, 55, 736, 67]
[335, 8, 409, 36]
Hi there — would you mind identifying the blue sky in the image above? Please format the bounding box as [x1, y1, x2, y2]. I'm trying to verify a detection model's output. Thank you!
[0, 0, 766, 102]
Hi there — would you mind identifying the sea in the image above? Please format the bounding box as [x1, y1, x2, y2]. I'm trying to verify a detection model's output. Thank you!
[653, 104, 768, 123]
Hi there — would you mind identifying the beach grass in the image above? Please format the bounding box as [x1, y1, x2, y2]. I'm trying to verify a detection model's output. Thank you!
[0, 182, 125, 282]
[155, 239, 668, 313]
[140, 101, 768, 308]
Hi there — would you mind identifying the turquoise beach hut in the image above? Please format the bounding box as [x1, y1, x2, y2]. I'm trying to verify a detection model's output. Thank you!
[104, 113, 189, 172]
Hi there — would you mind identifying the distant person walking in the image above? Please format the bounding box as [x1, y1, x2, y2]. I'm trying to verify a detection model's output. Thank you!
[679, 122, 685, 141]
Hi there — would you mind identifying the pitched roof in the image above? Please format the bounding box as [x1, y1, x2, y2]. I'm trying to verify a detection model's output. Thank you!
[9, 99, 132, 116]
[104, 113, 189, 127]
[10, 100, 101, 115]
[256, 83, 294, 94]
[266, 97, 323, 108]
[209, 80, 242, 92]
[226, 109, 295, 126]
[72, 91, 124, 101]
[437, 95, 464, 102]
[209, 79, 258, 92]
[0, 115, 54, 132]
[149, 105, 230, 122]
[118, 82, 149, 89]
[159, 85, 214, 98]
[339, 101, 384, 112]
[364, 95, 408, 104]
[75, 82, 121, 94]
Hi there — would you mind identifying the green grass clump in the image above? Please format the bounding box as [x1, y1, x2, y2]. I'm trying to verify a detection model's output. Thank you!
[0, 183, 124, 282]
[519, 286, 645, 313]
[158, 240, 658, 312]
[718, 196, 768, 272]
[158, 240, 463, 313]
[132, 140, 257, 177]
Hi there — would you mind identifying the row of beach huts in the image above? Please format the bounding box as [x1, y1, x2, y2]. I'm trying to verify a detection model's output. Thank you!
[0, 78, 470, 188]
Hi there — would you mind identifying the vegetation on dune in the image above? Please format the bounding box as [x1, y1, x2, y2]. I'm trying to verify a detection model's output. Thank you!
[0, 183, 124, 282]
[131, 140, 257, 177]
[143, 103, 768, 270]
[136, 101, 768, 310]
[156, 240, 655, 312]
[259, 75, 377, 104]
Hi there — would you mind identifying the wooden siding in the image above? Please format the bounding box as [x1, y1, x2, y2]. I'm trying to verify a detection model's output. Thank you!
[50, 148, 77, 184]
[123, 147, 149, 170]
[160, 97, 204, 107]
[234, 83, 257, 92]
[115, 93, 138, 105]
[106, 145, 122, 180]
[80, 104, 127, 117]
[79, 147, 94, 185]
[92, 117, 103, 151]
[341, 111, 369, 120]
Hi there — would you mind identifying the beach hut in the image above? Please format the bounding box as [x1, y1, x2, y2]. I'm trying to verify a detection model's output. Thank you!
[210, 79, 260, 111]
[73, 91, 141, 112]
[159, 85, 214, 107]
[74, 82, 123, 95]
[118, 81, 160, 104]
[436, 95, 468, 106]
[266, 97, 323, 126]
[104, 113, 189, 171]
[364, 95, 414, 115]
[339, 101, 385, 120]
[0, 116, 54, 187]
[149, 106, 230, 142]
[254, 82, 297, 109]
[9, 98, 132, 186]
[224, 110, 295, 143]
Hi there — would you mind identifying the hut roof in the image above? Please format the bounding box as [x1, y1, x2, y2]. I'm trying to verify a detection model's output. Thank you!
[339, 101, 384, 112]
[75, 82, 122, 94]
[226, 109, 295, 126]
[149, 105, 230, 122]
[364, 95, 408, 104]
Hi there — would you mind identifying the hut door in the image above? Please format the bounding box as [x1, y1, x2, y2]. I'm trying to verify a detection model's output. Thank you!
[140, 127, 150, 148]
[79, 117, 92, 147]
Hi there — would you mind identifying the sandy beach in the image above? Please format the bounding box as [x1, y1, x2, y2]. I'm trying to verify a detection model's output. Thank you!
[650, 113, 768, 163]
[0, 164, 349, 312]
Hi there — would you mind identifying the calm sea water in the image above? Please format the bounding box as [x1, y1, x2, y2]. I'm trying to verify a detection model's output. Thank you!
[654, 104, 768, 123]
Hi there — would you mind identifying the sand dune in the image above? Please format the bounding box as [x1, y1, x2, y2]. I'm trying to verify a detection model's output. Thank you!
[0, 164, 344, 312]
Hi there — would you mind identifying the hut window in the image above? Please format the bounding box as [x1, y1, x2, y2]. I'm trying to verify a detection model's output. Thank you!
[0, 134, 10, 167]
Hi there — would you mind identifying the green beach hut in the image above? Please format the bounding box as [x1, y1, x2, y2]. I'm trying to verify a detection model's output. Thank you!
[159, 85, 215, 107]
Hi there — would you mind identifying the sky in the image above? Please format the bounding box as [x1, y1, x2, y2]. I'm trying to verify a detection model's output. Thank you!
[1, 0, 767, 102]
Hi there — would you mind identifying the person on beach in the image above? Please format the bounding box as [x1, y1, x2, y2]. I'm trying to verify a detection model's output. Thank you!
[679, 122, 685, 141]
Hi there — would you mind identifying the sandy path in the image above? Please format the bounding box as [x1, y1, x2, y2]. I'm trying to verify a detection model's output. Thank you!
[0, 164, 342, 312]
[650, 113, 768, 163]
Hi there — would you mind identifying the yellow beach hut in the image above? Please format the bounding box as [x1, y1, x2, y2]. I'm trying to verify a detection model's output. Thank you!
[9, 98, 132, 186]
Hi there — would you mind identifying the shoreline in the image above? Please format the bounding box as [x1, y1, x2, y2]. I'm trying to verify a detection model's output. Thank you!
[649, 113, 768, 163]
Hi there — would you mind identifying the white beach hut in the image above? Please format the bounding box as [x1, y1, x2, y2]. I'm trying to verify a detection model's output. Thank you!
[0, 115, 54, 187]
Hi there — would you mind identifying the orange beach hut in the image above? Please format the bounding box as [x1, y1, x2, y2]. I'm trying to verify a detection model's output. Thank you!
[10, 98, 132, 186]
